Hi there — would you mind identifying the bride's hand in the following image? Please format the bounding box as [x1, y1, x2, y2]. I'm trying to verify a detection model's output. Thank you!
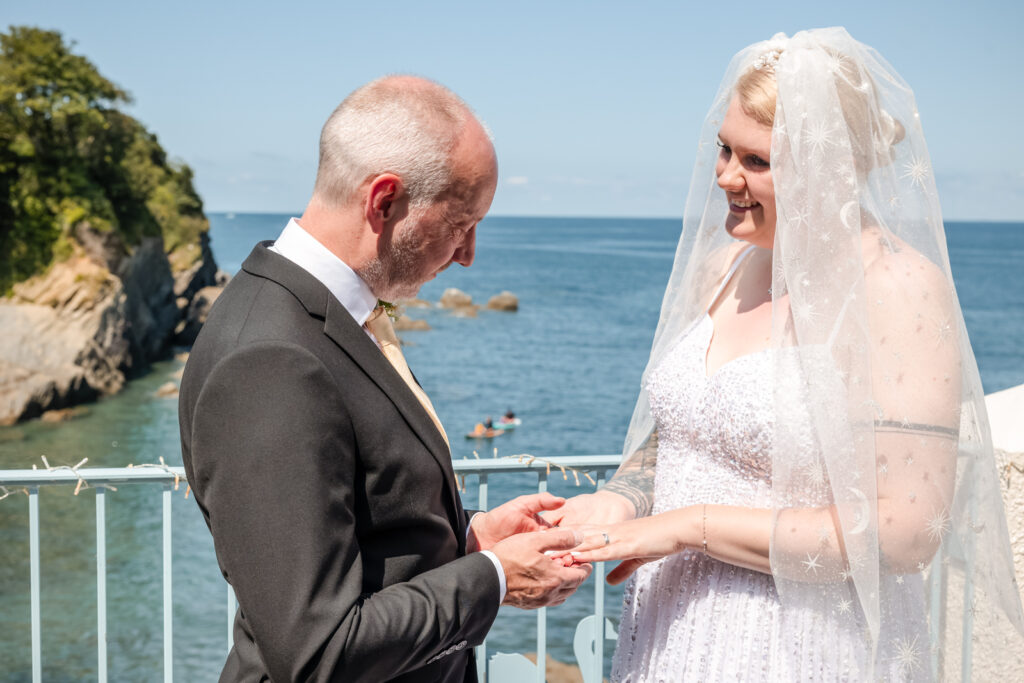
[566, 508, 699, 584]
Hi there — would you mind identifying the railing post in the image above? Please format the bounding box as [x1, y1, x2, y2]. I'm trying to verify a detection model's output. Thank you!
[163, 485, 173, 683]
[477, 473, 489, 683]
[96, 488, 108, 683]
[592, 469, 608, 683]
[536, 470, 547, 683]
[29, 486, 41, 683]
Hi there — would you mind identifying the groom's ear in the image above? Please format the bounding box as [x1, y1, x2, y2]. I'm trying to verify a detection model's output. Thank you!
[365, 173, 408, 234]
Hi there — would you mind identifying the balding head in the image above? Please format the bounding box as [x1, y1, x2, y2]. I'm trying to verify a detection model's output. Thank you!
[312, 75, 488, 209]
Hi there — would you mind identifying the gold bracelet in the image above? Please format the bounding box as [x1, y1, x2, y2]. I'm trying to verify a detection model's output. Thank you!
[702, 504, 708, 554]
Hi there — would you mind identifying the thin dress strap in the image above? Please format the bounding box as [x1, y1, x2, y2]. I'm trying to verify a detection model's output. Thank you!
[704, 245, 757, 315]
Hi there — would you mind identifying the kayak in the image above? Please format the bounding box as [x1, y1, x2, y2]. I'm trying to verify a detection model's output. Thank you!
[465, 428, 504, 439]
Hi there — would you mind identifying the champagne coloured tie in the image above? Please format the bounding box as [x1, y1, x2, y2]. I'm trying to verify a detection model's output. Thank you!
[365, 307, 450, 449]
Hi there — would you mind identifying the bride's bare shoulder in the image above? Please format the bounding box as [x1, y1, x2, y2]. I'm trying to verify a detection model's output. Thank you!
[861, 226, 954, 318]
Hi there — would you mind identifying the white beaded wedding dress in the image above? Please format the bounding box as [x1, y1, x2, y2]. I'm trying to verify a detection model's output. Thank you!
[611, 251, 928, 682]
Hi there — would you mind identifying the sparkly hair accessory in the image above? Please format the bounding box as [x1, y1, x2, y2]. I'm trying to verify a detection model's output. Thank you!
[752, 48, 783, 72]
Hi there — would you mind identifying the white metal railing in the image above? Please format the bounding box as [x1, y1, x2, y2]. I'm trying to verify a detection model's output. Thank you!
[0, 455, 623, 683]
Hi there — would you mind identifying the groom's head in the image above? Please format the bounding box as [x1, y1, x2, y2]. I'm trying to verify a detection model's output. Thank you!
[302, 76, 498, 300]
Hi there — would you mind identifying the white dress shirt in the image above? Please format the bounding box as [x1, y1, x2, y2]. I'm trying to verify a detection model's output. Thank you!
[269, 218, 506, 603]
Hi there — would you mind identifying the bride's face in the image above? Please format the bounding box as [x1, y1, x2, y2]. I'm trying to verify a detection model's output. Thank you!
[716, 97, 776, 249]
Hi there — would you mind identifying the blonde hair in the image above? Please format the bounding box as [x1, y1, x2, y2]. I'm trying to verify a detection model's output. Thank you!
[735, 50, 905, 174]
[735, 66, 777, 128]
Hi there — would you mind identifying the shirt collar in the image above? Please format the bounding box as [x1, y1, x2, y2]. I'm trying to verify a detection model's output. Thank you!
[268, 218, 378, 326]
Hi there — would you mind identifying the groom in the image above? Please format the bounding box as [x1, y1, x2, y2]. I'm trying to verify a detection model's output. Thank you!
[179, 76, 591, 682]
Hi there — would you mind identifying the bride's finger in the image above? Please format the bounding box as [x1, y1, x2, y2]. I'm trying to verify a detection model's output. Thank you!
[607, 558, 647, 585]
[571, 529, 616, 553]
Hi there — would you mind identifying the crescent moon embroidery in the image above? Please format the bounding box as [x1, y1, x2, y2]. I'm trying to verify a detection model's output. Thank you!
[848, 486, 870, 535]
[839, 200, 859, 232]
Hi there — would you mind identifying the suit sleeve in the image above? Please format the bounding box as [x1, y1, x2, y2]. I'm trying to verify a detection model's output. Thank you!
[187, 341, 500, 681]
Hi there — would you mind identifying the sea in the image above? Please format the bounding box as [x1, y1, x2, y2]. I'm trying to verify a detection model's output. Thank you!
[1, 214, 1022, 681]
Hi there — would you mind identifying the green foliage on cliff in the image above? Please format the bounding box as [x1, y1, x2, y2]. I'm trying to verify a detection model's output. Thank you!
[0, 26, 209, 293]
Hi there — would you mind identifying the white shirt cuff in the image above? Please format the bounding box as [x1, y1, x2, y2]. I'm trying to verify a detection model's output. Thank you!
[479, 550, 507, 604]
[467, 513, 506, 604]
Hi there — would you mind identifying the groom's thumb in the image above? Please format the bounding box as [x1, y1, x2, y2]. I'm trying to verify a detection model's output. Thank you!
[534, 528, 583, 552]
[520, 492, 566, 513]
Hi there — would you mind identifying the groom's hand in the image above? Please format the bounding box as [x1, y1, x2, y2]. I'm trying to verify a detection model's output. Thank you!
[492, 529, 592, 608]
[467, 492, 565, 552]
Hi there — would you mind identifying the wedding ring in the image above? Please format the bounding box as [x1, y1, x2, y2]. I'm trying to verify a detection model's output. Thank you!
[602, 532, 610, 547]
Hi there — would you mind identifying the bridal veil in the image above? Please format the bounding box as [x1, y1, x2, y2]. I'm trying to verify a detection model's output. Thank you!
[621, 27, 1024, 678]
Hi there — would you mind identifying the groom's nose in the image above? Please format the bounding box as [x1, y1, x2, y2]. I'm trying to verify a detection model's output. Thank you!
[452, 225, 476, 267]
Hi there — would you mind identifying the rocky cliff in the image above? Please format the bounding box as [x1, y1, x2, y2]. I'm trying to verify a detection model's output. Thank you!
[0, 225, 222, 425]
[0, 26, 227, 425]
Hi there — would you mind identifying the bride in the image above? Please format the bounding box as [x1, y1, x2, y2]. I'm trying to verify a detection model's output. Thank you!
[556, 28, 1024, 680]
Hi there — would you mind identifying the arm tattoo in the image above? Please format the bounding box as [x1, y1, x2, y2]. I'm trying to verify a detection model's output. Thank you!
[602, 431, 659, 517]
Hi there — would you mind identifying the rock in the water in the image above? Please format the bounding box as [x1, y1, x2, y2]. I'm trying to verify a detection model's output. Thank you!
[396, 298, 432, 309]
[393, 315, 431, 331]
[440, 288, 473, 308]
[40, 406, 90, 423]
[486, 291, 519, 311]
[156, 381, 179, 398]
[450, 306, 479, 318]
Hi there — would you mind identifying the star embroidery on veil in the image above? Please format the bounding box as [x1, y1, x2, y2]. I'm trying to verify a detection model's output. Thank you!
[804, 120, 838, 156]
[793, 300, 820, 323]
[805, 460, 827, 486]
[837, 598, 853, 615]
[893, 636, 922, 676]
[788, 206, 811, 227]
[825, 52, 853, 76]
[802, 553, 823, 574]
[932, 316, 954, 347]
[925, 508, 952, 542]
[901, 156, 930, 189]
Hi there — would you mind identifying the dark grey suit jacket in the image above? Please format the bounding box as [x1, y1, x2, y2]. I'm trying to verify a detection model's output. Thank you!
[179, 243, 500, 682]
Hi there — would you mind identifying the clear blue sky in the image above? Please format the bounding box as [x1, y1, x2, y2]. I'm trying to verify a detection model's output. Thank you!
[5, 1, 1022, 220]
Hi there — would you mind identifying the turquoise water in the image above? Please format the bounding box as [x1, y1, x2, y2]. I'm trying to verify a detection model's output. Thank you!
[1, 215, 1021, 680]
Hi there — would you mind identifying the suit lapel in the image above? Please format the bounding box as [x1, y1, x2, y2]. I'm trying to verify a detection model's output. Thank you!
[242, 243, 464, 528]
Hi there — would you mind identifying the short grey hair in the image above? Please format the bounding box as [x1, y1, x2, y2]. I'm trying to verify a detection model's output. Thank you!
[313, 76, 471, 208]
